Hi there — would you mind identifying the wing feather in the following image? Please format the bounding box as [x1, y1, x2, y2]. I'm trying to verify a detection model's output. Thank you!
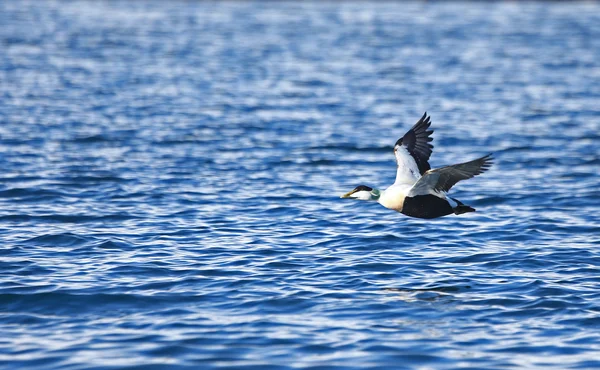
[394, 112, 434, 175]
[409, 154, 493, 196]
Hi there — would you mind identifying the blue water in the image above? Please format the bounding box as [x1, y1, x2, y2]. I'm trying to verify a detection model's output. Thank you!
[1, 1, 600, 369]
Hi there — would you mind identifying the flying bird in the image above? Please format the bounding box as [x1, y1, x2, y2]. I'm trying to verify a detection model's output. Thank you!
[340, 113, 492, 219]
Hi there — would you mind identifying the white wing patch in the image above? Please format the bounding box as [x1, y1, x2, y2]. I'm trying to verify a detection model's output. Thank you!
[393, 145, 421, 185]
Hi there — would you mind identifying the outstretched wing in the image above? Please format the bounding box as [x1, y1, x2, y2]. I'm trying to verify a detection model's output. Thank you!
[393, 112, 434, 185]
[408, 154, 493, 196]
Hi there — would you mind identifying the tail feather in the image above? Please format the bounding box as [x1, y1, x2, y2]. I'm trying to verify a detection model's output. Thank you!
[454, 204, 476, 215]
[450, 197, 476, 215]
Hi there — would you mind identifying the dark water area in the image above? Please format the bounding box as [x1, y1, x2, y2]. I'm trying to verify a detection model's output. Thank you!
[1, 1, 600, 369]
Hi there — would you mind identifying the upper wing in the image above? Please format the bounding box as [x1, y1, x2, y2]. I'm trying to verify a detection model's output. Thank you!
[408, 154, 493, 196]
[393, 112, 434, 185]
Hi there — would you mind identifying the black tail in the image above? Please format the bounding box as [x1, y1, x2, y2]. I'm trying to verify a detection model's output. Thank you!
[451, 197, 475, 215]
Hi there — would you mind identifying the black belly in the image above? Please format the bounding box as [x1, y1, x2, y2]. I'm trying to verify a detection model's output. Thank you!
[401, 195, 454, 219]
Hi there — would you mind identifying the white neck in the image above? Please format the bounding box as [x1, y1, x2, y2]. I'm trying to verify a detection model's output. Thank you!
[378, 184, 411, 211]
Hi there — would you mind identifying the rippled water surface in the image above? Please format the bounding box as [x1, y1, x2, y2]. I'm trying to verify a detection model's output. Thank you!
[2, 1, 600, 369]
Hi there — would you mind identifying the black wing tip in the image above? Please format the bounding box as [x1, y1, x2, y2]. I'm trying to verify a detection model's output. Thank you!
[398, 112, 434, 144]
[478, 153, 494, 174]
[415, 112, 432, 129]
[408, 113, 434, 139]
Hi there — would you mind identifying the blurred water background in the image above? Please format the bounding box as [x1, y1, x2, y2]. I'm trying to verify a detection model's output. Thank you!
[1, 1, 600, 369]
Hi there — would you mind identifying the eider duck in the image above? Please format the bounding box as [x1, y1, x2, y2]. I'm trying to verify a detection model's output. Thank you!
[340, 113, 492, 219]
